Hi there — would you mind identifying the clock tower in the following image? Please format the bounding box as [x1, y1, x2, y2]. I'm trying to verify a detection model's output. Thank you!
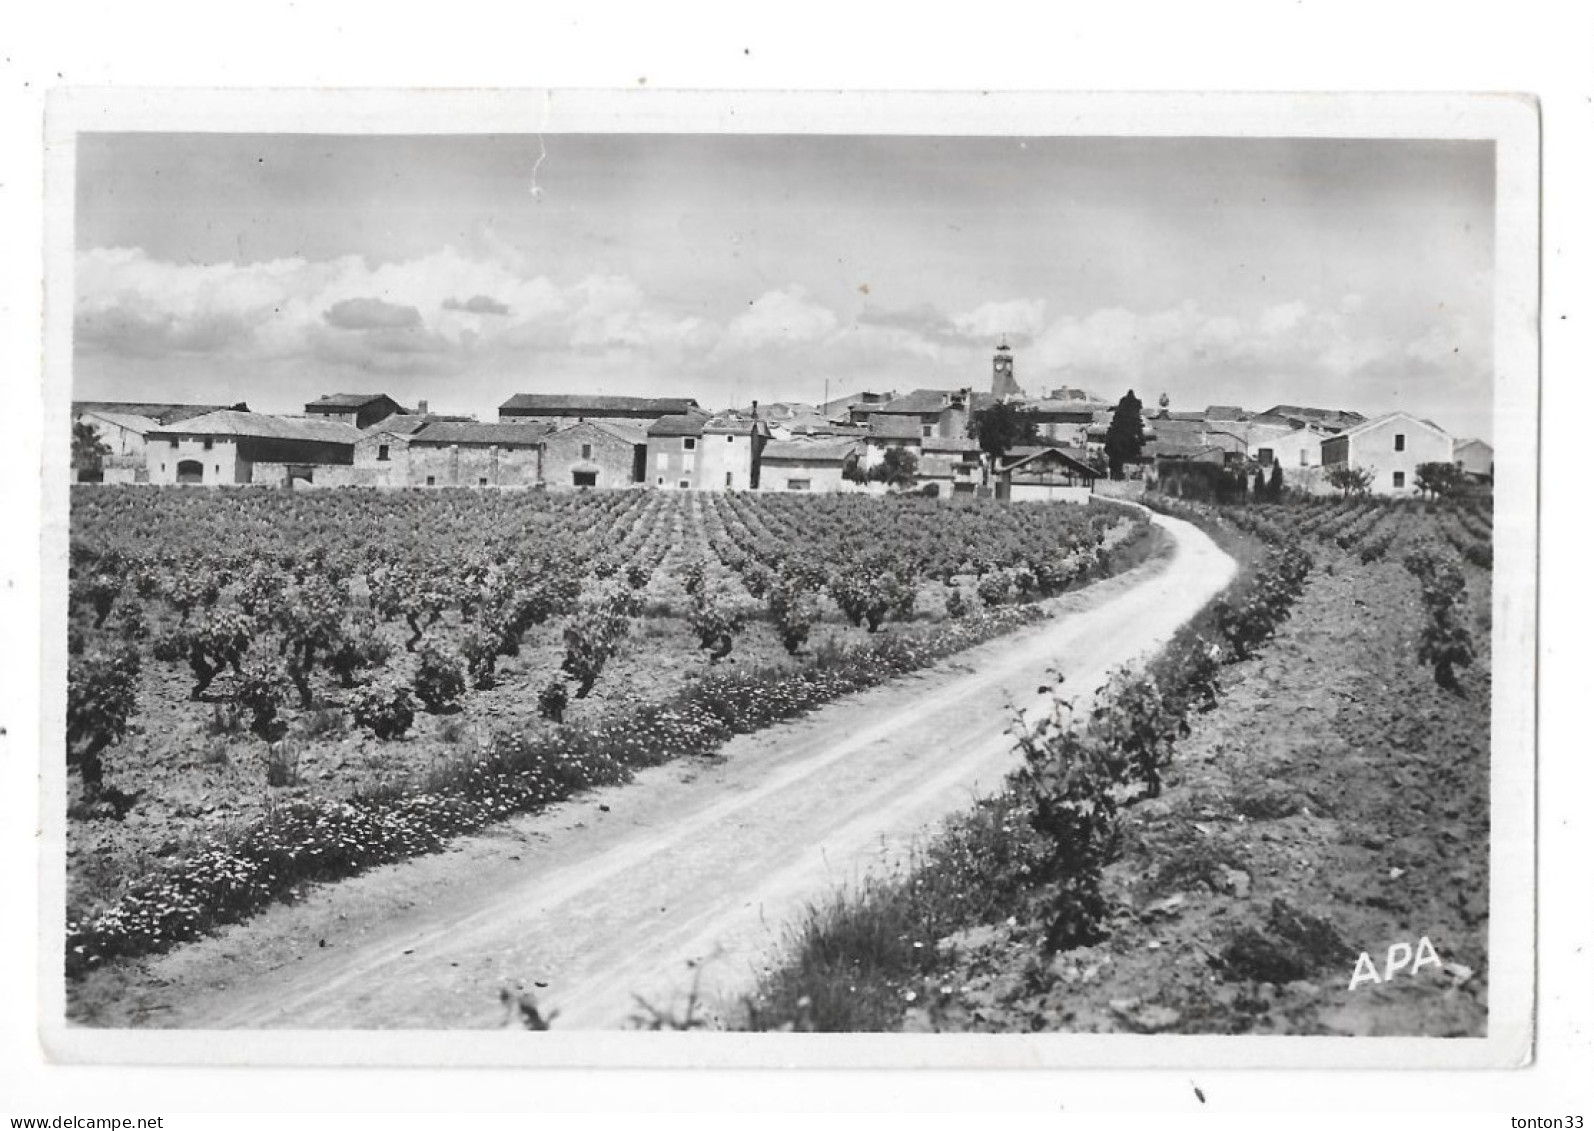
[991, 340, 1021, 399]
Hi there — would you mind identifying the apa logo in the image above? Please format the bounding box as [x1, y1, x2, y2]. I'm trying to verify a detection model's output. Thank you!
[1347, 936, 1444, 990]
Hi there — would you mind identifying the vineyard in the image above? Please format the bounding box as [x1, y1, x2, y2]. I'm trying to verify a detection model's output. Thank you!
[744, 490, 1494, 1035]
[64, 486, 1153, 977]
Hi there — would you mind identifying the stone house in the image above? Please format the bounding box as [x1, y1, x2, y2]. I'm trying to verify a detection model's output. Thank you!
[646, 413, 712, 489]
[542, 420, 648, 490]
[1320, 411, 1453, 497]
[73, 401, 242, 483]
[1453, 438, 1494, 482]
[758, 438, 861, 493]
[303, 393, 411, 430]
[862, 414, 926, 473]
[697, 413, 769, 492]
[398, 422, 548, 488]
[143, 410, 359, 486]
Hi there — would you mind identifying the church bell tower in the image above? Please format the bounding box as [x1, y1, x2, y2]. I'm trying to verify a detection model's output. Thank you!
[991, 340, 1021, 399]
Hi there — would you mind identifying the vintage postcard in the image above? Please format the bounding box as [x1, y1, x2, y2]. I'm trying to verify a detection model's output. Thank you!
[38, 89, 1538, 1068]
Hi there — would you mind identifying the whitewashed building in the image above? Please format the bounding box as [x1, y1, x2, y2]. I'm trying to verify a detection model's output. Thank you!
[1320, 412, 1453, 497]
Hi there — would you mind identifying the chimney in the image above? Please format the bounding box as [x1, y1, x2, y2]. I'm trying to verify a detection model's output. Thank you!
[417, 398, 429, 415]
[751, 400, 759, 419]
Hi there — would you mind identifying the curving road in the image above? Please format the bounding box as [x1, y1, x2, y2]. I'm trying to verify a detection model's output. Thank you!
[96, 507, 1235, 1031]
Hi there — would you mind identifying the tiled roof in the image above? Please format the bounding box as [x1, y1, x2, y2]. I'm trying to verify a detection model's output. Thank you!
[306, 393, 407, 411]
[146, 410, 361, 444]
[1003, 447, 1100, 478]
[409, 421, 552, 446]
[363, 414, 475, 437]
[77, 410, 160, 435]
[74, 401, 242, 425]
[872, 389, 974, 415]
[922, 436, 983, 454]
[761, 439, 861, 463]
[1205, 405, 1249, 420]
[1334, 411, 1450, 441]
[548, 419, 649, 446]
[501, 393, 700, 415]
[647, 413, 711, 437]
[867, 414, 926, 440]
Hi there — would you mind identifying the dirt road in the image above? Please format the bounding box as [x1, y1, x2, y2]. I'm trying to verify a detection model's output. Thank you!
[90, 509, 1234, 1031]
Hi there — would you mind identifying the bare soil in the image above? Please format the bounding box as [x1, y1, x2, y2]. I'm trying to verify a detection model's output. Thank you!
[898, 551, 1491, 1037]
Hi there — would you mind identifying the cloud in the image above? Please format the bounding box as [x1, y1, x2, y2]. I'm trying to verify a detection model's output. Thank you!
[949, 298, 1047, 343]
[442, 294, 511, 316]
[323, 297, 423, 331]
[722, 287, 839, 350]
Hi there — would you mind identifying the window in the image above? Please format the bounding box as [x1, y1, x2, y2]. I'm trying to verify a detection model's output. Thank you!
[656, 476, 665, 486]
[573, 470, 598, 488]
[377, 444, 390, 462]
[922, 424, 934, 438]
[678, 479, 691, 489]
[1394, 433, 1406, 452]
[726, 434, 735, 443]
[479, 477, 489, 487]
[203, 436, 214, 451]
[1257, 448, 1274, 465]
[787, 478, 811, 491]
[1393, 471, 1406, 489]
[683, 437, 697, 451]
[426, 476, 436, 486]
[1300, 449, 1309, 466]
[580, 443, 592, 460]
[725, 471, 733, 487]
[170, 438, 179, 449]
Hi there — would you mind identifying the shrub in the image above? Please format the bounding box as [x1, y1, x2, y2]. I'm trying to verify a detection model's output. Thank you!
[561, 605, 632, 698]
[349, 680, 418, 740]
[66, 646, 140, 793]
[413, 643, 468, 712]
[767, 574, 819, 655]
[687, 594, 745, 662]
[235, 656, 292, 741]
[1403, 543, 1476, 691]
[537, 679, 569, 723]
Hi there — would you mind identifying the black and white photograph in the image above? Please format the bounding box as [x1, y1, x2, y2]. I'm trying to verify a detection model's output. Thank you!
[36, 89, 1538, 1074]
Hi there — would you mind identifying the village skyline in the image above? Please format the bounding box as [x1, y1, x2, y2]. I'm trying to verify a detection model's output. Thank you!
[74, 132, 1496, 442]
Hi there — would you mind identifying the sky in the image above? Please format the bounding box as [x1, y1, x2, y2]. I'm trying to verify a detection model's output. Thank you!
[73, 133, 1496, 440]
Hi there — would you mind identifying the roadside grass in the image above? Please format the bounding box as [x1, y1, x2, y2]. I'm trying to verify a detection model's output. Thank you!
[740, 790, 1045, 1031]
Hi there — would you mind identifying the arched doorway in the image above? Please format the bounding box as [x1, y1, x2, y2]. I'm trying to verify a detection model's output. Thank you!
[176, 459, 204, 484]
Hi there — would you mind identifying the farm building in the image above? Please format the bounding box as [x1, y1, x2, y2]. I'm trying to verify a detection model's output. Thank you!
[646, 412, 712, 489]
[697, 412, 770, 492]
[918, 437, 984, 497]
[1019, 397, 1106, 446]
[1320, 412, 1453, 497]
[143, 410, 360, 486]
[758, 438, 861, 493]
[862, 414, 926, 472]
[1250, 423, 1335, 494]
[997, 447, 1099, 504]
[1454, 438, 1495, 482]
[499, 393, 700, 426]
[852, 388, 985, 439]
[303, 393, 411, 430]
[542, 420, 647, 490]
[73, 401, 244, 483]
[398, 422, 549, 488]
[1249, 404, 1367, 433]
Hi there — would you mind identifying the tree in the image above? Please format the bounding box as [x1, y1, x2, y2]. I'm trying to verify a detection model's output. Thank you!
[1252, 468, 1266, 500]
[1268, 462, 1285, 501]
[72, 421, 110, 481]
[1414, 461, 1466, 500]
[970, 402, 1040, 479]
[1104, 391, 1145, 480]
[1326, 465, 1373, 499]
[867, 447, 919, 490]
